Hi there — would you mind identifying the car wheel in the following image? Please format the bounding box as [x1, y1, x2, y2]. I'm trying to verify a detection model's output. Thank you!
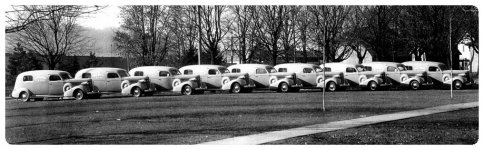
[230, 83, 241, 93]
[182, 85, 193, 95]
[326, 81, 337, 92]
[132, 87, 143, 97]
[453, 80, 463, 90]
[368, 81, 378, 91]
[74, 89, 85, 100]
[19, 91, 30, 102]
[278, 82, 289, 93]
[409, 80, 420, 90]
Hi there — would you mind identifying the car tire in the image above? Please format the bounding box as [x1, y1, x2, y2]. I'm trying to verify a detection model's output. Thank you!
[453, 80, 463, 90]
[326, 81, 337, 92]
[368, 81, 378, 91]
[409, 80, 420, 90]
[230, 83, 242, 93]
[74, 89, 85, 100]
[278, 82, 289, 93]
[132, 87, 143, 97]
[182, 85, 193, 95]
[19, 91, 30, 102]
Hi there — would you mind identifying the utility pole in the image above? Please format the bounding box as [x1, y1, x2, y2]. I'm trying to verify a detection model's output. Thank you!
[197, 6, 202, 65]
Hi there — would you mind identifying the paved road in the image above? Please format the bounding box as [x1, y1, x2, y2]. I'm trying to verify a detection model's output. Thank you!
[5, 89, 478, 144]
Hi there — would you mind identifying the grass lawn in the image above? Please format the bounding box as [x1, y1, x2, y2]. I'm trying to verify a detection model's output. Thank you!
[266, 107, 478, 144]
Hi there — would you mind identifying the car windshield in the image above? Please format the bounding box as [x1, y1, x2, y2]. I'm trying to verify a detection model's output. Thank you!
[219, 67, 230, 74]
[356, 65, 367, 71]
[59, 72, 72, 79]
[314, 67, 324, 72]
[438, 64, 448, 70]
[396, 64, 406, 71]
[118, 70, 129, 77]
[170, 69, 181, 75]
[266, 67, 277, 73]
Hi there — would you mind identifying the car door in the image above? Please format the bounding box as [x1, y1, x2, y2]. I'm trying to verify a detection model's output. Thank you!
[157, 71, 173, 90]
[427, 66, 443, 83]
[300, 68, 317, 86]
[106, 72, 122, 92]
[344, 67, 359, 85]
[385, 66, 401, 84]
[206, 69, 223, 88]
[253, 68, 270, 87]
[48, 74, 65, 95]
[26, 75, 48, 95]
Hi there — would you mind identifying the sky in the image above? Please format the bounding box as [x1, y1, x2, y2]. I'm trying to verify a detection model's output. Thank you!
[77, 5, 121, 30]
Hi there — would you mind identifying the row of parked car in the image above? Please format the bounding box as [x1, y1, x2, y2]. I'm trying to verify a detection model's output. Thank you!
[11, 61, 474, 102]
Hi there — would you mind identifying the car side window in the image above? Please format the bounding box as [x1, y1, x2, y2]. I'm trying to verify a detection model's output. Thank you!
[184, 69, 193, 75]
[231, 68, 241, 73]
[429, 66, 440, 72]
[23, 75, 33, 81]
[405, 66, 413, 70]
[208, 69, 218, 75]
[107, 73, 119, 78]
[303, 68, 314, 73]
[346, 67, 357, 73]
[134, 71, 144, 76]
[278, 68, 287, 72]
[256, 68, 267, 74]
[324, 67, 331, 72]
[49, 75, 62, 81]
[387, 66, 397, 72]
[159, 71, 170, 77]
[81, 73, 91, 78]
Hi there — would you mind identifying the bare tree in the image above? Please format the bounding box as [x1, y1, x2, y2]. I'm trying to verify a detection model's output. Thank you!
[310, 6, 352, 63]
[231, 5, 257, 64]
[280, 6, 300, 63]
[114, 6, 172, 67]
[253, 6, 286, 65]
[196, 6, 231, 65]
[11, 5, 91, 69]
[5, 5, 104, 33]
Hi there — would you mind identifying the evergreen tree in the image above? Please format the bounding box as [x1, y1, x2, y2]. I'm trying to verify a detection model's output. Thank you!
[7, 42, 42, 86]
[83, 51, 103, 68]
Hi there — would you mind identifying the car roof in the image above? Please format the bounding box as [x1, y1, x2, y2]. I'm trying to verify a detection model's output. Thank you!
[75, 67, 126, 78]
[130, 66, 177, 71]
[228, 64, 271, 69]
[17, 70, 69, 77]
[322, 63, 359, 68]
[275, 63, 318, 68]
[180, 64, 225, 70]
[402, 61, 444, 66]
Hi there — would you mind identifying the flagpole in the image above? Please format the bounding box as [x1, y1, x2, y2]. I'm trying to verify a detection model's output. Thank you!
[449, 12, 453, 99]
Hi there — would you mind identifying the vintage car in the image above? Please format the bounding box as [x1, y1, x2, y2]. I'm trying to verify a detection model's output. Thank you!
[274, 63, 349, 91]
[178, 65, 255, 93]
[362, 62, 433, 90]
[322, 63, 392, 91]
[74, 67, 152, 97]
[11, 70, 98, 101]
[402, 61, 473, 90]
[129, 66, 207, 95]
[227, 64, 303, 92]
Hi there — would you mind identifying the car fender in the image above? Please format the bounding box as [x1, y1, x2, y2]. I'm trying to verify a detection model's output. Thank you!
[269, 78, 293, 89]
[221, 79, 245, 90]
[63, 85, 87, 97]
[401, 76, 422, 85]
[359, 77, 380, 86]
[317, 77, 338, 89]
[172, 80, 197, 92]
[444, 76, 465, 85]
[121, 83, 143, 95]
[11, 88, 30, 98]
